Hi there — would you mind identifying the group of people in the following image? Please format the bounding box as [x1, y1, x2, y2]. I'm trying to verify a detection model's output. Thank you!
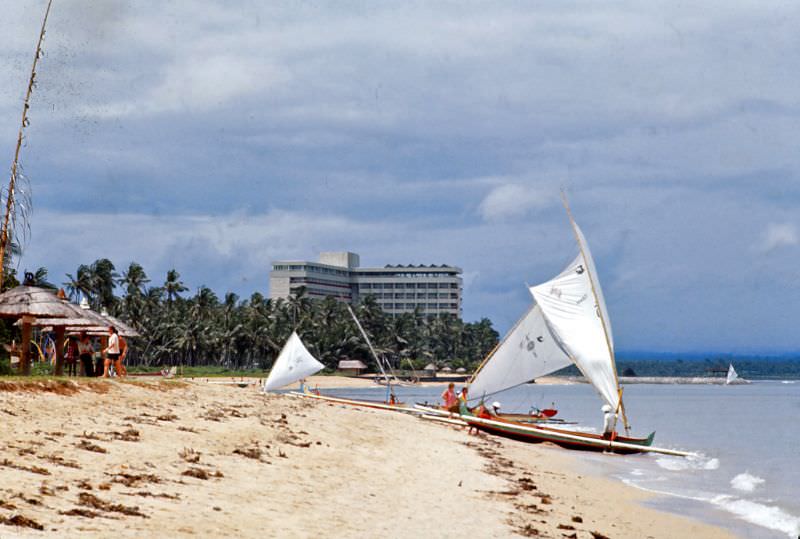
[440, 382, 502, 416]
[442, 381, 619, 438]
[64, 326, 128, 378]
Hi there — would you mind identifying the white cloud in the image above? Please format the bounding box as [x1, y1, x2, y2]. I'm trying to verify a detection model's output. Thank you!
[760, 223, 799, 252]
[478, 184, 551, 222]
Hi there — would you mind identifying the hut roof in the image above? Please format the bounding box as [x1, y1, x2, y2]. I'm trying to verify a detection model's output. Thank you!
[0, 286, 78, 319]
[338, 360, 367, 370]
[455, 367, 467, 373]
[423, 363, 437, 371]
[441, 366, 453, 372]
[97, 309, 140, 337]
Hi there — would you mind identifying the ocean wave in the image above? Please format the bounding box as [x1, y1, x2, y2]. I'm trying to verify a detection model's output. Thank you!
[711, 495, 800, 538]
[655, 454, 719, 472]
[620, 478, 800, 538]
[730, 472, 765, 492]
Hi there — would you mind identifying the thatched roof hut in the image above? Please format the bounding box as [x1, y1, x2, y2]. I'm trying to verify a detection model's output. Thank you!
[0, 285, 77, 319]
[337, 359, 367, 376]
[0, 285, 78, 375]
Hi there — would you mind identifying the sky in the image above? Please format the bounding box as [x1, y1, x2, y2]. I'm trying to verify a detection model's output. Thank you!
[1, 1, 799, 353]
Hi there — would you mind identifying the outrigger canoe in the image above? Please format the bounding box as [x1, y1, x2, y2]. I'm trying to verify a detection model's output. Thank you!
[460, 411, 660, 455]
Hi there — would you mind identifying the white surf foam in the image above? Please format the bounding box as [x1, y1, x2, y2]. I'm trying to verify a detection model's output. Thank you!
[730, 472, 765, 493]
[711, 495, 800, 538]
[655, 454, 719, 472]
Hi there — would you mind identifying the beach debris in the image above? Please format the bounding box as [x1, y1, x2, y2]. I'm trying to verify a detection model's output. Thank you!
[122, 491, 180, 500]
[39, 454, 81, 469]
[590, 532, 610, 539]
[76, 439, 107, 453]
[156, 413, 179, 422]
[0, 458, 51, 475]
[571, 516, 583, 523]
[107, 472, 162, 488]
[0, 514, 44, 530]
[518, 523, 540, 536]
[179, 447, 201, 463]
[177, 426, 199, 433]
[76, 479, 93, 490]
[518, 477, 537, 491]
[108, 428, 140, 442]
[0, 500, 17, 510]
[232, 443, 262, 460]
[181, 467, 223, 480]
[77, 492, 148, 518]
[557, 524, 575, 530]
[59, 508, 101, 518]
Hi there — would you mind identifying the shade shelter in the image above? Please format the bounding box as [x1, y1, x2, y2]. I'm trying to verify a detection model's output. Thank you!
[0, 285, 76, 375]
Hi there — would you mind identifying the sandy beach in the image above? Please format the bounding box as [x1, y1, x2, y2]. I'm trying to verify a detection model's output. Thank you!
[0, 378, 732, 538]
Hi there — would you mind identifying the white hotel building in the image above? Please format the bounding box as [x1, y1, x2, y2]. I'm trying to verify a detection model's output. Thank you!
[269, 252, 462, 318]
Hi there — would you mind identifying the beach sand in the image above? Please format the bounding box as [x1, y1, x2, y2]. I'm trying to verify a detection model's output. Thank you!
[0, 378, 731, 538]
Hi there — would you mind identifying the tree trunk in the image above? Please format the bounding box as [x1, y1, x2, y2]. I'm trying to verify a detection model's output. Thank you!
[19, 317, 33, 375]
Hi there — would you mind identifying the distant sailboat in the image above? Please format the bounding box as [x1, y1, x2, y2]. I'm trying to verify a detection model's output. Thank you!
[263, 331, 325, 391]
[726, 363, 740, 385]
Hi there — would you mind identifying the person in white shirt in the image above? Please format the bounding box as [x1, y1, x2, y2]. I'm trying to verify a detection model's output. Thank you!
[602, 404, 617, 440]
[102, 326, 124, 378]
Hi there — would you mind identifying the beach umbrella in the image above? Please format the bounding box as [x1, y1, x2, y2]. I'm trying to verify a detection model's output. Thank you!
[0, 285, 76, 375]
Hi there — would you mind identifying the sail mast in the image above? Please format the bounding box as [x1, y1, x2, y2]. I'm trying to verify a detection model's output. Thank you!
[0, 0, 53, 284]
[560, 192, 629, 431]
[346, 304, 396, 386]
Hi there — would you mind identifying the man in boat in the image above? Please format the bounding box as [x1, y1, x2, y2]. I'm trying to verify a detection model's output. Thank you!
[602, 404, 617, 440]
[441, 382, 458, 412]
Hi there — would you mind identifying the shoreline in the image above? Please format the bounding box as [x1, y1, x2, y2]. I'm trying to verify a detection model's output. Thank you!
[0, 379, 733, 538]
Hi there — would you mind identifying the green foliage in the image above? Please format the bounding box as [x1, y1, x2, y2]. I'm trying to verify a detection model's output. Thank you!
[57, 260, 500, 373]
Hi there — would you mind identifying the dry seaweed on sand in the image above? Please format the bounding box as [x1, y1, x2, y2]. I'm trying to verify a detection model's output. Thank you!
[76, 439, 107, 453]
[77, 492, 148, 518]
[181, 467, 223, 480]
[0, 514, 44, 530]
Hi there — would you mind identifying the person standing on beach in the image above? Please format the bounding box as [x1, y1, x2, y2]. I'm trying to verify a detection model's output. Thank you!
[118, 335, 128, 377]
[602, 404, 617, 440]
[65, 335, 79, 376]
[102, 326, 123, 378]
[77, 332, 95, 377]
[441, 382, 458, 412]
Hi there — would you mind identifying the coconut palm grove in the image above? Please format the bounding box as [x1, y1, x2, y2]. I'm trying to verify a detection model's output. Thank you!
[1, 258, 500, 374]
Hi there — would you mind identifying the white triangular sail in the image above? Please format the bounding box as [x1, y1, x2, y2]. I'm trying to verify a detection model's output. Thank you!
[468, 304, 573, 401]
[726, 364, 738, 385]
[263, 332, 325, 391]
[530, 224, 620, 411]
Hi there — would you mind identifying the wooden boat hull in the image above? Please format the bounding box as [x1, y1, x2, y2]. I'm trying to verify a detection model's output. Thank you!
[461, 414, 656, 454]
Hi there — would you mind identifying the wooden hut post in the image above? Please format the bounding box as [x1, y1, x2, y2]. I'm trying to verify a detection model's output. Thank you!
[19, 315, 33, 375]
[53, 326, 66, 376]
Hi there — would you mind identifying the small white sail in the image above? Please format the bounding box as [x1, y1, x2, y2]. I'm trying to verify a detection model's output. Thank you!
[263, 332, 325, 391]
[726, 364, 738, 385]
[530, 227, 620, 412]
[468, 304, 573, 401]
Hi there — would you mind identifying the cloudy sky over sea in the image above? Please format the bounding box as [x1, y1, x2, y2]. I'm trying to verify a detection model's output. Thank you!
[1, 1, 799, 352]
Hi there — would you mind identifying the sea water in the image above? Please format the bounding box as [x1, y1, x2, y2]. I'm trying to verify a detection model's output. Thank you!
[322, 381, 800, 538]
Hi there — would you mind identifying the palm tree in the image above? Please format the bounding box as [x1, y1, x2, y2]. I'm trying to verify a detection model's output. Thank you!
[164, 269, 188, 303]
[64, 264, 94, 302]
[120, 262, 150, 297]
